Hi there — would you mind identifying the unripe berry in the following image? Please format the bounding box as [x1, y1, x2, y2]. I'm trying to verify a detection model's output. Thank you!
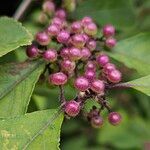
[86, 40, 96, 51]
[103, 24, 115, 37]
[91, 80, 105, 93]
[91, 116, 103, 128]
[38, 12, 48, 24]
[71, 34, 86, 48]
[85, 61, 96, 71]
[65, 100, 80, 117]
[60, 48, 70, 59]
[47, 24, 60, 36]
[103, 63, 116, 74]
[107, 69, 122, 83]
[51, 17, 64, 28]
[81, 16, 93, 26]
[42, 1, 55, 16]
[26, 45, 39, 58]
[105, 37, 116, 48]
[71, 21, 82, 33]
[55, 9, 66, 20]
[61, 59, 76, 72]
[74, 76, 89, 91]
[108, 112, 122, 125]
[84, 70, 96, 81]
[43, 49, 57, 62]
[69, 47, 81, 60]
[35, 32, 50, 46]
[96, 54, 109, 66]
[57, 30, 70, 44]
[81, 47, 91, 60]
[49, 72, 67, 85]
[84, 22, 97, 36]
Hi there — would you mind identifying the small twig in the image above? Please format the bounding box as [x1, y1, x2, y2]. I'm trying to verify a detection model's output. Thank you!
[107, 83, 133, 89]
[59, 85, 66, 103]
[13, 0, 32, 20]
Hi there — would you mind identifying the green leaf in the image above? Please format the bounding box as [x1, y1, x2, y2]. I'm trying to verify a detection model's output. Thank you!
[71, 0, 135, 30]
[0, 60, 44, 117]
[108, 32, 150, 75]
[0, 17, 33, 57]
[0, 109, 64, 149]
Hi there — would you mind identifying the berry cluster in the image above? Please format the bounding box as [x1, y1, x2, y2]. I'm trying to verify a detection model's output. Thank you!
[26, 0, 121, 128]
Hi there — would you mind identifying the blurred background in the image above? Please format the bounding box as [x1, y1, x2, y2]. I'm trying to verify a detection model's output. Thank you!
[0, 0, 150, 150]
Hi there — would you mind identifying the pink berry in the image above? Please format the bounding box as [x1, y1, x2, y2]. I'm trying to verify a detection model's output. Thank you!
[71, 21, 82, 33]
[91, 116, 103, 128]
[60, 47, 70, 59]
[85, 61, 96, 71]
[47, 24, 60, 36]
[55, 9, 66, 20]
[26, 45, 39, 58]
[82, 33, 89, 42]
[103, 63, 116, 74]
[43, 49, 57, 62]
[108, 112, 122, 125]
[91, 80, 105, 93]
[65, 100, 80, 117]
[97, 54, 109, 66]
[103, 24, 115, 37]
[57, 30, 70, 44]
[84, 22, 97, 36]
[84, 70, 96, 81]
[51, 17, 64, 28]
[35, 32, 50, 46]
[81, 16, 93, 26]
[69, 47, 81, 60]
[42, 1, 55, 15]
[105, 37, 116, 48]
[81, 47, 91, 60]
[74, 76, 89, 91]
[49, 72, 67, 85]
[71, 34, 86, 48]
[86, 40, 96, 51]
[61, 59, 76, 72]
[107, 69, 122, 83]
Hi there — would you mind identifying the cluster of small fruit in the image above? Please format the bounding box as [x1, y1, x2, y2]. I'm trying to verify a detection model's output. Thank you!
[26, 0, 122, 128]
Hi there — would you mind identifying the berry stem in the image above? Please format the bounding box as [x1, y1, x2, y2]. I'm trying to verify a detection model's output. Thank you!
[107, 83, 133, 89]
[59, 85, 66, 103]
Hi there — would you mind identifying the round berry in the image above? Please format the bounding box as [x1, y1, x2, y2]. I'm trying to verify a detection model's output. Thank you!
[71, 21, 82, 33]
[81, 47, 91, 60]
[86, 40, 96, 51]
[82, 33, 89, 42]
[35, 32, 50, 46]
[91, 116, 103, 128]
[65, 100, 80, 117]
[47, 24, 60, 36]
[103, 24, 115, 37]
[97, 54, 109, 66]
[42, 1, 55, 16]
[60, 48, 70, 59]
[61, 59, 76, 72]
[55, 9, 66, 20]
[107, 69, 122, 83]
[69, 47, 81, 60]
[74, 76, 89, 91]
[91, 80, 105, 93]
[43, 49, 57, 62]
[51, 17, 64, 28]
[108, 112, 122, 125]
[81, 16, 93, 26]
[103, 63, 116, 74]
[38, 12, 48, 24]
[85, 61, 96, 71]
[105, 37, 116, 48]
[84, 22, 97, 36]
[84, 70, 96, 81]
[57, 30, 70, 44]
[26, 45, 39, 58]
[49, 72, 67, 85]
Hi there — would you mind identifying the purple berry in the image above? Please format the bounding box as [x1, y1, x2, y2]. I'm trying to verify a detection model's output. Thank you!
[61, 59, 76, 72]
[69, 47, 81, 60]
[85, 61, 96, 71]
[55, 9, 66, 20]
[86, 40, 96, 51]
[35, 31, 50, 46]
[107, 69, 122, 83]
[97, 54, 109, 66]
[82, 33, 89, 42]
[43, 49, 57, 62]
[71, 21, 82, 33]
[108, 112, 122, 125]
[103, 63, 116, 74]
[49, 72, 67, 85]
[57, 30, 70, 44]
[74, 76, 89, 91]
[60, 48, 70, 59]
[47, 24, 60, 36]
[51, 17, 64, 28]
[42, 1, 55, 16]
[103, 24, 115, 37]
[65, 100, 80, 117]
[84, 70, 96, 81]
[84, 22, 97, 36]
[26, 45, 39, 58]
[81, 16, 93, 26]
[105, 37, 116, 48]
[81, 47, 91, 60]
[91, 116, 103, 128]
[91, 80, 105, 93]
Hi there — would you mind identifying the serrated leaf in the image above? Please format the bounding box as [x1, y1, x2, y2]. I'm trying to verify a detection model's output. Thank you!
[108, 32, 150, 75]
[0, 17, 33, 57]
[71, 0, 135, 30]
[0, 109, 64, 150]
